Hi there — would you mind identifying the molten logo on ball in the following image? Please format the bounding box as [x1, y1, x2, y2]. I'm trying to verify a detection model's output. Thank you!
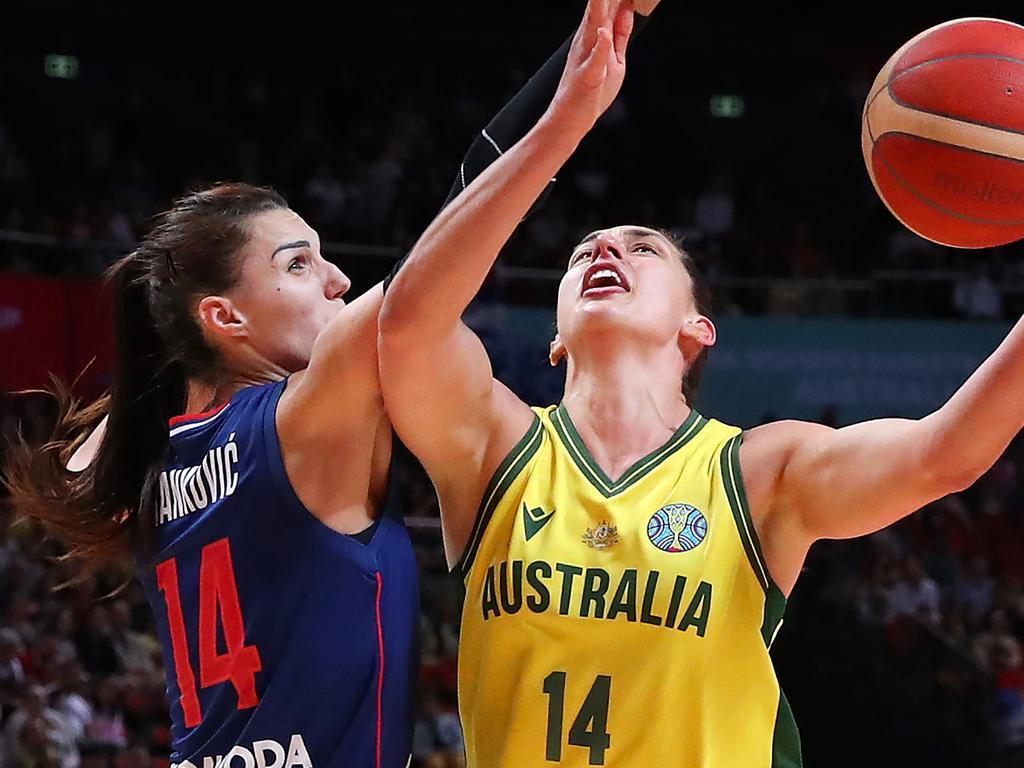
[934, 171, 1024, 206]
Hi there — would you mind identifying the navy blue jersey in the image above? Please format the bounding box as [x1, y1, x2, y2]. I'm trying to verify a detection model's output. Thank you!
[137, 379, 419, 768]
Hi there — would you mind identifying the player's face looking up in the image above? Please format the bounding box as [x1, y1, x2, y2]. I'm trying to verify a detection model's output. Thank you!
[552, 225, 715, 371]
[197, 207, 351, 376]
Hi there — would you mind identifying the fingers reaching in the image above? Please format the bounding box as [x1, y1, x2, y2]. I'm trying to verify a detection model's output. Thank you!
[579, 0, 611, 57]
[612, 4, 634, 64]
[580, 26, 615, 88]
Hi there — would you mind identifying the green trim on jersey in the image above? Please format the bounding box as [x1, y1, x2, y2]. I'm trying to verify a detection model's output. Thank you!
[721, 434, 777, 595]
[772, 691, 803, 768]
[455, 416, 544, 579]
[761, 584, 787, 648]
[720, 434, 801, 766]
[551, 405, 707, 498]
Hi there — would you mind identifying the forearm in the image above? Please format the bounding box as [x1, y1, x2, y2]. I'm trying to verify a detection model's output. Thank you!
[444, 15, 648, 208]
[924, 314, 1024, 484]
[383, 16, 647, 294]
[382, 117, 581, 335]
[382, 0, 632, 334]
[442, 34, 573, 210]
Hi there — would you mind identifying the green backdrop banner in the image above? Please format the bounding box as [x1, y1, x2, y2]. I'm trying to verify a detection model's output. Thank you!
[494, 310, 1011, 428]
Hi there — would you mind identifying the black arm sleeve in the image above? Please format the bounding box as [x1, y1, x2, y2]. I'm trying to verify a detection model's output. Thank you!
[384, 16, 649, 293]
[440, 34, 572, 211]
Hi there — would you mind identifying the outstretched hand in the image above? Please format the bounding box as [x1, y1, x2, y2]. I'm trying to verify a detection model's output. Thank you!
[546, 0, 634, 139]
[629, 0, 662, 15]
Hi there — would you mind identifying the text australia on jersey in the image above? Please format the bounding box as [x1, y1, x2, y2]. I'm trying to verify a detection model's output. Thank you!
[478, 558, 714, 636]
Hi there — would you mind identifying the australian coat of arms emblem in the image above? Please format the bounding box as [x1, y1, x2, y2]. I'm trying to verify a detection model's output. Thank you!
[582, 520, 619, 550]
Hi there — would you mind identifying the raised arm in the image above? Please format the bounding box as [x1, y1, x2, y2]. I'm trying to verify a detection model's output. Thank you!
[379, 0, 635, 563]
[751, 316, 1024, 592]
[281, 3, 636, 445]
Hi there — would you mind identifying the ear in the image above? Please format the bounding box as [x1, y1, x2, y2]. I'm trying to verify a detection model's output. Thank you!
[549, 334, 567, 367]
[197, 295, 247, 340]
[680, 316, 716, 349]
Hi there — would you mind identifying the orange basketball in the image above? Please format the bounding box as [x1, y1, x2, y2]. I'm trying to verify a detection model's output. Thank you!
[862, 18, 1024, 248]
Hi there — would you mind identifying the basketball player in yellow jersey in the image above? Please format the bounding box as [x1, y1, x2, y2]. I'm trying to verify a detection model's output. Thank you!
[379, 2, 1024, 765]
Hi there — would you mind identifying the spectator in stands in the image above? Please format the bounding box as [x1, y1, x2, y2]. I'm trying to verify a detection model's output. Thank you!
[73, 608, 119, 680]
[413, 692, 465, 768]
[7, 716, 59, 768]
[54, 664, 93, 746]
[953, 262, 1003, 320]
[82, 680, 127, 753]
[107, 603, 157, 681]
[0, 627, 26, 708]
[4, 685, 77, 768]
[889, 556, 942, 627]
[958, 556, 998, 628]
[975, 609, 1023, 683]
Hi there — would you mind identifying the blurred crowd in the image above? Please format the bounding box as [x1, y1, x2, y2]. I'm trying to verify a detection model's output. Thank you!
[1, 5, 1023, 320]
[837, 445, 1024, 754]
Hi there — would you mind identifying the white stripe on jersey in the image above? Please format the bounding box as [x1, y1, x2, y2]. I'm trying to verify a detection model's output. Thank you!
[169, 403, 233, 438]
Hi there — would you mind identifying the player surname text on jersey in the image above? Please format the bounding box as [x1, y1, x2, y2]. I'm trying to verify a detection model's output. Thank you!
[157, 433, 240, 526]
[170, 733, 312, 768]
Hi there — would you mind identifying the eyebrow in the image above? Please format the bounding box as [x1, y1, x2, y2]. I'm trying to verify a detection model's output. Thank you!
[573, 228, 670, 250]
[271, 240, 311, 260]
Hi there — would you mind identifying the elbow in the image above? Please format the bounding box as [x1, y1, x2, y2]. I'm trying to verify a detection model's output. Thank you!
[378, 281, 423, 349]
[936, 468, 984, 497]
[918, 417, 992, 498]
[922, 454, 988, 498]
[379, 267, 459, 351]
[377, 293, 404, 338]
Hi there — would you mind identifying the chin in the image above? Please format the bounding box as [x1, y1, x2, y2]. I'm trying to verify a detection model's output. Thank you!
[575, 300, 633, 325]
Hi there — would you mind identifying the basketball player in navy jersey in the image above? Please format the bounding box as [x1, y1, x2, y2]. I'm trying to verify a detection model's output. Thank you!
[4, 5, 659, 766]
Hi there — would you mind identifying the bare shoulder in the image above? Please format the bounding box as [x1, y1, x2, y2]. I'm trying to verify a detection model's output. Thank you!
[743, 419, 834, 455]
[738, 420, 835, 516]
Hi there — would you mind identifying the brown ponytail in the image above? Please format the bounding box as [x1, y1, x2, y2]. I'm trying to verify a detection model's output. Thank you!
[3, 183, 288, 569]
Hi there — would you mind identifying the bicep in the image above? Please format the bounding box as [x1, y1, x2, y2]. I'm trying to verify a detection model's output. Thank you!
[780, 417, 950, 541]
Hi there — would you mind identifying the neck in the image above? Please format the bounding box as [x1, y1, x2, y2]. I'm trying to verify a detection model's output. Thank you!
[184, 366, 287, 414]
[562, 341, 691, 473]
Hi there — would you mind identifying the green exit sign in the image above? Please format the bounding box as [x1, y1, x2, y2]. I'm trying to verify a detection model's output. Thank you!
[44, 54, 79, 79]
[710, 94, 744, 119]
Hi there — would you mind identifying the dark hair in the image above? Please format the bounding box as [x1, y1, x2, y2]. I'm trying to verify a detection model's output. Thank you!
[656, 229, 712, 405]
[3, 183, 288, 570]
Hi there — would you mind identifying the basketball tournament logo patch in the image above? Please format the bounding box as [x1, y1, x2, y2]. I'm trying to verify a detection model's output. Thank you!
[647, 503, 708, 553]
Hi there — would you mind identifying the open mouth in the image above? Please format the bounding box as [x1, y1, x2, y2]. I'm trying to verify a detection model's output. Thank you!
[581, 262, 630, 297]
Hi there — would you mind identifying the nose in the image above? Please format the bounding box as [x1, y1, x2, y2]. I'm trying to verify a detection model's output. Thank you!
[592, 233, 623, 261]
[325, 261, 351, 300]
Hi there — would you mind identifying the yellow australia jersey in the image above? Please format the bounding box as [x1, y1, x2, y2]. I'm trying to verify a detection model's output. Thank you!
[454, 405, 801, 768]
